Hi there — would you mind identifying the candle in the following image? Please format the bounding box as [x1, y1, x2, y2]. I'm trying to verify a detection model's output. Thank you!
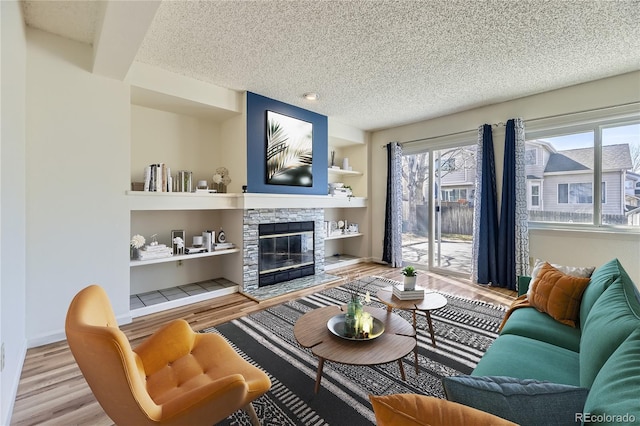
[361, 312, 372, 337]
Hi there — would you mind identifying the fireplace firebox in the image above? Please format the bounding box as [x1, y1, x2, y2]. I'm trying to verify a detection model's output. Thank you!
[258, 221, 315, 287]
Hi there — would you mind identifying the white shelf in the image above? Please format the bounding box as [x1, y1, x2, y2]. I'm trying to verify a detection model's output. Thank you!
[128, 191, 368, 210]
[127, 191, 239, 211]
[130, 248, 240, 267]
[324, 232, 363, 241]
[324, 255, 366, 271]
[328, 168, 363, 176]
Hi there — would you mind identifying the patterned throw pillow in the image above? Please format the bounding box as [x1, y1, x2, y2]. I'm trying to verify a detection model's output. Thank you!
[528, 262, 591, 327]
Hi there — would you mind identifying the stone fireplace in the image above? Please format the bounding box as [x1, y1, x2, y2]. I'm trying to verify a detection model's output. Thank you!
[242, 208, 325, 293]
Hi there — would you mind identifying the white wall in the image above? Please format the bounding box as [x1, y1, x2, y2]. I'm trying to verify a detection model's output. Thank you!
[371, 72, 640, 283]
[1, 2, 28, 423]
[26, 28, 131, 346]
[131, 105, 221, 187]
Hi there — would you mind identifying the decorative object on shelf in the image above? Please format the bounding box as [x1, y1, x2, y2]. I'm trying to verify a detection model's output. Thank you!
[185, 246, 207, 254]
[330, 150, 335, 167]
[192, 235, 203, 248]
[130, 234, 146, 260]
[401, 266, 418, 291]
[196, 180, 209, 192]
[171, 230, 185, 255]
[202, 230, 214, 252]
[213, 167, 231, 193]
[328, 220, 339, 236]
[242, 185, 248, 193]
[348, 223, 359, 233]
[266, 110, 313, 187]
[176, 170, 192, 192]
[217, 228, 226, 243]
[342, 157, 349, 171]
[138, 242, 173, 260]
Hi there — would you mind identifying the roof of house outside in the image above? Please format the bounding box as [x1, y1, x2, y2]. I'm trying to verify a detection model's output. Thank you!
[545, 144, 632, 173]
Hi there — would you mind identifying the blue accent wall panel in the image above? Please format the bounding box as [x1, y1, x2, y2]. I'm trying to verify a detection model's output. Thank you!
[246, 92, 328, 194]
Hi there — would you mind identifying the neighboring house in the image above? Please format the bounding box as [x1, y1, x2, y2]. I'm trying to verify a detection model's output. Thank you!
[432, 141, 639, 224]
[525, 140, 637, 224]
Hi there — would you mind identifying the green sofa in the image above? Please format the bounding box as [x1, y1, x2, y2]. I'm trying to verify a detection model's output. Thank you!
[443, 258, 640, 425]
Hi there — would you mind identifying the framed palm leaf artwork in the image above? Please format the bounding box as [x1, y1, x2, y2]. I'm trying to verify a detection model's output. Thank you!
[266, 110, 313, 186]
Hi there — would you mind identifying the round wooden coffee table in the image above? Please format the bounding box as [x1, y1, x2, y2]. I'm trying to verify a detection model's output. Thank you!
[376, 286, 448, 373]
[294, 305, 416, 394]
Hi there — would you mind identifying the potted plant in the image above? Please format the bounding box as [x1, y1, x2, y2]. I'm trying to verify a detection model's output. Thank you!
[401, 266, 418, 291]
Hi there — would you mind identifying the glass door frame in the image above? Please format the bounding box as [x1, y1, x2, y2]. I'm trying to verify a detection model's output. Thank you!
[402, 140, 475, 280]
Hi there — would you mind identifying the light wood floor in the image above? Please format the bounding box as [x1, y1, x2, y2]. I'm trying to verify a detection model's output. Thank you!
[10, 263, 516, 426]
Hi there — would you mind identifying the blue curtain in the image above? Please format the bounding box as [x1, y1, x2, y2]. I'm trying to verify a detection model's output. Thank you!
[382, 142, 403, 267]
[472, 124, 499, 284]
[497, 118, 530, 290]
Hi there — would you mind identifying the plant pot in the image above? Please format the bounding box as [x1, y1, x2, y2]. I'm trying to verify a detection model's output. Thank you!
[403, 275, 417, 291]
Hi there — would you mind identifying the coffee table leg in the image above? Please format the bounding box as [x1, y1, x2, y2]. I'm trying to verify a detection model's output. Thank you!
[315, 358, 325, 394]
[425, 311, 437, 347]
[397, 359, 406, 381]
[412, 310, 419, 374]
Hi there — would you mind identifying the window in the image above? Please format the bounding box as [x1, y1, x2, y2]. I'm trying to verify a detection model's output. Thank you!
[525, 148, 537, 165]
[526, 119, 639, 227]
[441, 188, 467, 202]
[530, 183, 540, 207]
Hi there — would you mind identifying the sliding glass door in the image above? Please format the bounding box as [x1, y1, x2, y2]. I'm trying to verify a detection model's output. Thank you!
[402, 143, 475, 277]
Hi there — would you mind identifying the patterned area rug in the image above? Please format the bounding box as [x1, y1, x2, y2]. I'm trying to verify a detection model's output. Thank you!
[202, 276, 507, 425]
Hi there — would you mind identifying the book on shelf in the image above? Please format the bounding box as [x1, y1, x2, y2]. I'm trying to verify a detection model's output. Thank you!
[140, 244, 169, 252]
[143, 163, 173, 192]
[214, 242, 235, 250]
[185, 246, 207, 254]
[392, 285, 425, 300]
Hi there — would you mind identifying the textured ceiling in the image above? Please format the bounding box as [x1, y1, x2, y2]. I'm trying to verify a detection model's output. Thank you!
[22, 0, 640, 131]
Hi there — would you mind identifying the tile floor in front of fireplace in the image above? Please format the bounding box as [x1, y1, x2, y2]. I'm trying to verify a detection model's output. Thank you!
[130, 278, 235, 309]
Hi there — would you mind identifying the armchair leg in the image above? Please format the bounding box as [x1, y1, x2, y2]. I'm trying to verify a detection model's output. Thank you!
[244, 402, 260, 426]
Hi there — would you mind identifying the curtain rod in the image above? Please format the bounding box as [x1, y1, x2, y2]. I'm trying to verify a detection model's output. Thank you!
[380, 101, 640, 149]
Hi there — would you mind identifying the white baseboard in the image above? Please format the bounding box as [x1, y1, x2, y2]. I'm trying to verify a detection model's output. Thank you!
[3, 339, 27, 426]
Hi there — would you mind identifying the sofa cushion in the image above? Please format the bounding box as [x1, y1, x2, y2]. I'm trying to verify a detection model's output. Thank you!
[499, 306, 581, 352]
[443, 375, 589, 426]
[528, 262, 591, 328]
[580, 270, 640, 388]
[579, 258, 625, 328]
[472, 334, 581, 386]
[526, 258, 595, 299]
[369, 393, 516, 426]
[582, 328, 640, 425]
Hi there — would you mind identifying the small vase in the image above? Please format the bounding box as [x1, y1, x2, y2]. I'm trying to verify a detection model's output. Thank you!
[130, 247, 139, 260]
[346, 298, 363, 337]
[403, 276, 417, 291]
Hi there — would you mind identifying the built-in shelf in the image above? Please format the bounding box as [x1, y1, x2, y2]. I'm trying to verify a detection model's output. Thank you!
[328, 168, 363, 176]
[130, 284, 239, 318]
[127, 191, 367, 210]
[130, 248, 240, 267]
[324, 254, 365, 271]
[324, 232, 363, 241]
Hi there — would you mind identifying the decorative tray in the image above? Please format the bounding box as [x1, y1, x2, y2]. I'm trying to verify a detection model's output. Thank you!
[327, 314, 385, 341]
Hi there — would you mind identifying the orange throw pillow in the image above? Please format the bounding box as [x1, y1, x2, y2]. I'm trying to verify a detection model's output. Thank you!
[528, 262, 591, 327]
[369, 394, 516, 426]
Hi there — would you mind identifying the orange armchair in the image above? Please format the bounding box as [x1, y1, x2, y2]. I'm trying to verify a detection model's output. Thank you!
[65, 285, 271, 425]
